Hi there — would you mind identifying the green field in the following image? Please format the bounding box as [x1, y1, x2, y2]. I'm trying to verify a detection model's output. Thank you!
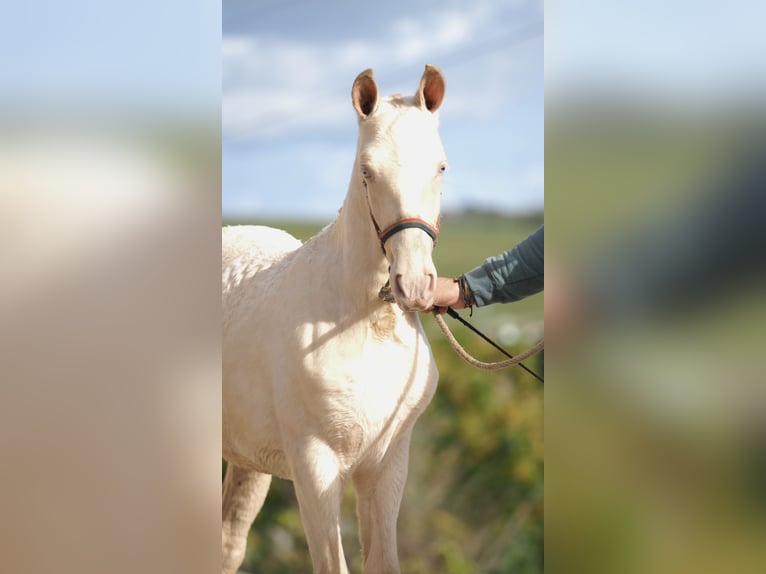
[223, 212, 544, 574]
[225, 211, 544, 318]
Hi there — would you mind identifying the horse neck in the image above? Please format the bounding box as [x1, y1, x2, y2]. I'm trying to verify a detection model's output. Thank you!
[330, 173, 391, 308]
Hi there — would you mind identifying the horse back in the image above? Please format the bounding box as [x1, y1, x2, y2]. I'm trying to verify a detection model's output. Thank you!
[222, 225, 302, 273]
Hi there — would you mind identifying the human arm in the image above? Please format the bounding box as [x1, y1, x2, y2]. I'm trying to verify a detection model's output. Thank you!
[464, 225, 544, 306]
[430, 225, 544, 311]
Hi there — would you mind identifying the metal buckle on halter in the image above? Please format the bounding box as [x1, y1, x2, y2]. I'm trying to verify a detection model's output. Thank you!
[377, 281, 396, 303]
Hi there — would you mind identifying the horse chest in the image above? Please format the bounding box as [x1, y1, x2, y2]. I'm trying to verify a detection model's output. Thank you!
[299, 332, 438, 465]
[304, 325, 432, 402]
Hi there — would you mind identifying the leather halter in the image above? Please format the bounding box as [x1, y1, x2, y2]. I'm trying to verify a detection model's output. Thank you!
[364, 181, 440, 255]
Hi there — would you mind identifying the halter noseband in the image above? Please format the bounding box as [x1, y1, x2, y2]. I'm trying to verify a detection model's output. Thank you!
[364, 182, 440, 255]
[377, 218, 439, 245]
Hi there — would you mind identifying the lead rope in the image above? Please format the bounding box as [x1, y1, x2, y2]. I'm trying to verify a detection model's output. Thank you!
[432, 310, 544, 377]
[378, 283, 544, 381]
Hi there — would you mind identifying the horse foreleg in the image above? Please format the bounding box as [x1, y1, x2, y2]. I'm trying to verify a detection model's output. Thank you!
[353, 433, 411, 574]
[222, 463, 272, 574]
[289, 439, 350, 574]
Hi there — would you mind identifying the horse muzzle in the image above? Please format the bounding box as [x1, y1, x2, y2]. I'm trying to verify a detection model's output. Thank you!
[376, 219, 439, 312]
[390, 270, 436, 312]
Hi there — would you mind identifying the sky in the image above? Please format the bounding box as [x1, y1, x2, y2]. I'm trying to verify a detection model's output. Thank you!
[545, 0, 766, 103]
[222, 0, 545, 220]
[0, 0, 220, 111]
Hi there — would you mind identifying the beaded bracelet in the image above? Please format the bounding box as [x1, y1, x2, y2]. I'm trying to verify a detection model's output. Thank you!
[456, 274, 476, 313]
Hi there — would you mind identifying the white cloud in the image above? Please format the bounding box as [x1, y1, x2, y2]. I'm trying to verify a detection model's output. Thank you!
[222, 1, 540, 142]
[221, 36, 252, 59]
[336, 41, 376, 69]
[386, 11, 477, 63]
[223, 36, 351, 140]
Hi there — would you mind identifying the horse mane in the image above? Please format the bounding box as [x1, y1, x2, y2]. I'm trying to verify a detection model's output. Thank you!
[385, 93, 416, 109]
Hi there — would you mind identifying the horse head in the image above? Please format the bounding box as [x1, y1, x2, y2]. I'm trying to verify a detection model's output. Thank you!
[352, 65, 447, 312]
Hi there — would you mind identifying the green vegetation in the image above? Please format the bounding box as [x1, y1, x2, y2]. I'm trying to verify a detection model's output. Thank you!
[223, 212, 544, 574]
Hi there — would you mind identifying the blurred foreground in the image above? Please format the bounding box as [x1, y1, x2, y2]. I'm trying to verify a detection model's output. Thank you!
[0, 116, 222, 574]
[546, 100, 766, 574]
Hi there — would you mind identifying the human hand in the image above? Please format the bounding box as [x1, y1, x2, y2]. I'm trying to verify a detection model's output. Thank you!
[424, 277, 466, 314]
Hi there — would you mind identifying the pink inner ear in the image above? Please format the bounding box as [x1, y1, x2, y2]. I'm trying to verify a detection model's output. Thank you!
[359, 85, 376, 115]
[419, 68, 445, 112]
[353, 74, 378, 117]
[424, 85, 439, 110]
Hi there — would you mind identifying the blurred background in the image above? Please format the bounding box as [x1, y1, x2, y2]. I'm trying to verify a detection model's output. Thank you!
[546, 1, 766, 573]
[223, 1, 545, 572]
[0, 2, 221, 574]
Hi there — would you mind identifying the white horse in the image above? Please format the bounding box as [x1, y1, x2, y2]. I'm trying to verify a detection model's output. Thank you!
[222, 65, 447, 574]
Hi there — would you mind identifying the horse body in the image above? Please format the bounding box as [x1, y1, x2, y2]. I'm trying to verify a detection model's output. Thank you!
[222, 65, 447, 574]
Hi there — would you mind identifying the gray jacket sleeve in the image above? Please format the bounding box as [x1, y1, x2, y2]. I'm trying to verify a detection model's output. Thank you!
[463, 226, 544, 307]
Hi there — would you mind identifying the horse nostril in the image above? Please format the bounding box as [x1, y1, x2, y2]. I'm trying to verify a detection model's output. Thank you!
[427, 272, 436, 292]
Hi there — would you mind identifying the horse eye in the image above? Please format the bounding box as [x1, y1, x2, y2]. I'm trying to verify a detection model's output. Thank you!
[361, 168, 370, 178]
[439, 164, 447, 174]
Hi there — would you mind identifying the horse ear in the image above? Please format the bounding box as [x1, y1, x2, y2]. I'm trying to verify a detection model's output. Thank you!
[415, 64, 446, 112]
[351, 69, 379, 119]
